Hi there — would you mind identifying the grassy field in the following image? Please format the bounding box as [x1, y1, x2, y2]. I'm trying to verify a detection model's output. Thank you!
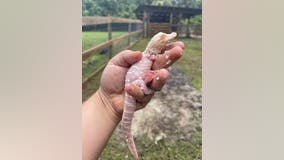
[174, 39, 202, 90]
[82, 31, 127, 51]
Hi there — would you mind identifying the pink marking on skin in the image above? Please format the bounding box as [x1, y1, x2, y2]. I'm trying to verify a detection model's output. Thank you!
[166, 60, 171, 65]
[144, 70, 156, 84]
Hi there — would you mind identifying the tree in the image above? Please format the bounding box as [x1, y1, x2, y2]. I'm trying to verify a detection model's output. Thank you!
[150, 0, 201, 8]
[151, 0, 173, 6]
[82, 0, 202, 17]
[175, 0, 201, 8]
[82, 0, 139, 18]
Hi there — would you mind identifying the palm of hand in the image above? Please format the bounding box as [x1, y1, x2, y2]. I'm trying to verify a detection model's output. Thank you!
[100, 62, 128, 114]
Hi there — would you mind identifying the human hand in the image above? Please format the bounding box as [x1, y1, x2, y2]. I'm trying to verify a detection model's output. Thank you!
[99, 42, 184, 118]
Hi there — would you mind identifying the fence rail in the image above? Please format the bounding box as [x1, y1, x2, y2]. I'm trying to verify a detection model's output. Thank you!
[82, 16, 144, 88]
[83, 16, 143, 26]
[82, 30, 143, 60]
[147, 23, 201, 37]
[172, 24, 202, 37]
[82, 36, 142, 85]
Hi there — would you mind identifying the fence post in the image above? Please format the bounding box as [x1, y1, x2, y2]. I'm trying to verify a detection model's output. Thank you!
[186, 16, 191, 38]
[177, 12, 182, 38]
[169, 12, 173, 33]
[108, 16, 112, 59]
[186, 24, 190, 38]
[128, 23, 131, 46]
[143, 9, 147, 38]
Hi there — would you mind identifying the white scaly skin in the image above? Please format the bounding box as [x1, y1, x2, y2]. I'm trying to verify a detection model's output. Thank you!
[121, 32, 177, 160]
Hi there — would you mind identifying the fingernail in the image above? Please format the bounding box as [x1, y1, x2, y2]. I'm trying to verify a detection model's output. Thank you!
[166, 60, 171, 65]
[156, 76, 160, 80]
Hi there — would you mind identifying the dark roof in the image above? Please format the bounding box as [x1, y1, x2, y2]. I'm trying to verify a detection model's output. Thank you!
[135, 5, 202, 15]
[135, 5, 202, 20]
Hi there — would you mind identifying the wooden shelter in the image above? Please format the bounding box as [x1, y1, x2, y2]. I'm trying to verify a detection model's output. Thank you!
[135, 5, 202, 37]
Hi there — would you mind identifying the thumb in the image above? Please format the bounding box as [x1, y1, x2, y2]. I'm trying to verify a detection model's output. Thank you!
[109, 50, 142, 67]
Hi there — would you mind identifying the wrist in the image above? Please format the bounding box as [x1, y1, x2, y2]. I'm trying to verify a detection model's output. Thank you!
[82, 88, 121, 159]
[96, 88, 122, 123]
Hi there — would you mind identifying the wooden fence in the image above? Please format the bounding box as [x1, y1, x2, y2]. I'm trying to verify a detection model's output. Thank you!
[83, 16, 142, 25]
[82, 16, 143, 85]
[148, 23, 202, 37]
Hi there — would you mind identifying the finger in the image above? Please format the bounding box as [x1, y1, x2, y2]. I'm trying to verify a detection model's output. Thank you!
[135, 104, 145, 111]
[136, 95, 153, 110]
[144, 70, 157, 84]
[125, 83, 145, 102]
[138, 94, 153, 104]
[150, 69, 169, 91]
[152, 46, 183, 70]
[161, 41, 185, 52]
[110, 50, 142, 68]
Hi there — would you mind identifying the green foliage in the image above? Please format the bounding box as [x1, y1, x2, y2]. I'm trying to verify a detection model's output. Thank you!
[82, 0, 103, 16]
[190, 15, 202, 26]
[151, 0, 173, 6]
[150, 0, 202, 8]
[175, 0, 202, 8]
[82, 0, 202, 17]
[179, 15, 201, 25]
[179, 15, 202, 35]
[82, 0, 139, 18]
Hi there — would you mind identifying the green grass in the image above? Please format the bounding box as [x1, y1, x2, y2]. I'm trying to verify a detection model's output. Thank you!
[82, 70, 102, 101]
[175, 39, 202, 90]
[82, 53, 108, 80]
[82, 31, 127, 51]
[101, 132, 202, 160]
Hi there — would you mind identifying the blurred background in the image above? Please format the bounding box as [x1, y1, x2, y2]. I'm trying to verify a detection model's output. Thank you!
[82, 0, 202, 159]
